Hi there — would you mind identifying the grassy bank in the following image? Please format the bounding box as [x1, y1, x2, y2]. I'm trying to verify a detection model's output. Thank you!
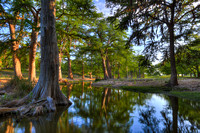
[121, 86, 200, 102]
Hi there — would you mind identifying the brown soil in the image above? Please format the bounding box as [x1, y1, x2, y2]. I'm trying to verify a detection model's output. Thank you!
[92, 78, 200, 91]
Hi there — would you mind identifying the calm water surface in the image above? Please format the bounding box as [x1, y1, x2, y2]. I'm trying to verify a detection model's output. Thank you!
[0, 82, 200, 133]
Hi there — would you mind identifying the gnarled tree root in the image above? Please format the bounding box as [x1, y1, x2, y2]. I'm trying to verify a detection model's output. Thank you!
[0, 96, 71, 117]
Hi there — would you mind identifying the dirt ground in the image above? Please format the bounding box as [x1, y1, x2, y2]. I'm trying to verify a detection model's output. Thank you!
[92, 78, 200, 91]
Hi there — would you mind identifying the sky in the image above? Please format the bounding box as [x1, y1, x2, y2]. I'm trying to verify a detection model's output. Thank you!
[93, 0, 162, 65]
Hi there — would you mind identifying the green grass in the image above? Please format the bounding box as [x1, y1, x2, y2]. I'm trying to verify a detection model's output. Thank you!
[0, 78, 34, 105]
[121, 86, 172, 93]
[169, 91, 200, 102]
[120, 85, 200, 102]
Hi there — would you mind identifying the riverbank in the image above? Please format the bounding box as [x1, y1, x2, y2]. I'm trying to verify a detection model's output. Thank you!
[92, 78, 200, 101]
[92, 78, 200, 91]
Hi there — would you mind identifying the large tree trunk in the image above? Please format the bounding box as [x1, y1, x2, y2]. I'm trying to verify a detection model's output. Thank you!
[101, 56, 109, 80]
[67, 56, 73, 79]
[58, 53, 63, 81]
[9, 23, 23, 79]
[169, 1, 178, 86]
[82, 60, 85, 79]
[31, 0, 70, 105]
[126, 66, 128, 79]
[100, 50, 109, 80]
[29, 14, 40, 82]
[169, 25, 178, 86]
[106, 56, 112, 79]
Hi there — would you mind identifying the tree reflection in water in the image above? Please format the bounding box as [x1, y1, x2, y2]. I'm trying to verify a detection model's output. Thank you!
[0, 82, 200, 132]
[139, 95, 200, 133]
[139, 105, 160, 132]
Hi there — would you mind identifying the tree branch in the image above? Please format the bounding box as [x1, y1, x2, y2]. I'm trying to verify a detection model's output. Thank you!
[175, 5, 200, 23]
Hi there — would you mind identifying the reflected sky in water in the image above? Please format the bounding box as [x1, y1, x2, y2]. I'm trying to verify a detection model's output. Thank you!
[0, 82, 200, 133]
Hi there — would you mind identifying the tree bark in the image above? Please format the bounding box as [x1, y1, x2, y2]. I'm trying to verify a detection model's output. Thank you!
[106, 56, 112, 79]
[169, 0, 178, 86]
[101, 55, 109, 80]
[126, 66, 128, 79]
[169, 25, 178, 86]
[82, 60, 85, 79]
[29, 13, 40, 82]
[58, 53, 63, 81]
[30, 0, 71, 105]
[67, 56, 73, 79]
[9, 23, 23, 79]
[89, 72, 92, 79]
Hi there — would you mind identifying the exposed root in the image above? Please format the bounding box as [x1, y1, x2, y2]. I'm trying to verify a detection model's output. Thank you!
[0, 107, 18, 116]
[0, 96, 71, 117]
[1, 95, 30, 108]
[17, 96, 56, 116]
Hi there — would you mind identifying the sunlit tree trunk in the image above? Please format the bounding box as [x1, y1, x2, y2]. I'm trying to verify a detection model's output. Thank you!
[102, 56, 109, 80]
[126, 66, 128, 79]
[30, 0, 70, 105]
[106, 56, 112, 79]
[67, 56, 73, 79]
[89, 72, 92, 79]
[100, 50, 109, 80]
[58, 53, 63, 81]
[29, 13, 40, 82]
[82, 60, 85, 79]
[9, 23, 23, 79]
